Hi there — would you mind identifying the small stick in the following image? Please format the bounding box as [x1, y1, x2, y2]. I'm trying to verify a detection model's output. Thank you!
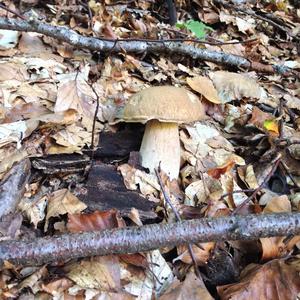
[280, 161, 299, 189]
[220, 189, 256, 200]
[0, 3, 26, 20]
[89, 83, 100, 160]
[155, 168, 201, 278]
[233, 158, 281, 214]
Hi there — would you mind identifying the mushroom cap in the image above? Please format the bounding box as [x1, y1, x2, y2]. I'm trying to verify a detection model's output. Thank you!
[116, 86, 205, 124]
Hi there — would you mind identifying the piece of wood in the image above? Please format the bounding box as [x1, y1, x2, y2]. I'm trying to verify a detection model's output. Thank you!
[32, 127, 144, 173]
[89, 126, 143, 161]
[32, 154, 90, 174]
[0, 159, 31, 219]
[78, 162, 156, 220]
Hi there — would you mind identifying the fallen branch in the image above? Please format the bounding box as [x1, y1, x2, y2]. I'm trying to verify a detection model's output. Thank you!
[0, 17, 293, 76]
[0, 159, 30, 219]
[1, 212, 300, 266]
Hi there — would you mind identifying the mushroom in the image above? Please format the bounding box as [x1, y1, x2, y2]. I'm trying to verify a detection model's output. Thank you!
[116, 86, 205, 179]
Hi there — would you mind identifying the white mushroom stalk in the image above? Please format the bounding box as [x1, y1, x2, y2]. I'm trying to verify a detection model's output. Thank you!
[113, 86, 205, 180]
[139, 120, 180, 180]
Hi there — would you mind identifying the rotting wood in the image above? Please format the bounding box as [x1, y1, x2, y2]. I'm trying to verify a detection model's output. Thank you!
[78, 163, 156, 220]
[1, 212, 300, 266]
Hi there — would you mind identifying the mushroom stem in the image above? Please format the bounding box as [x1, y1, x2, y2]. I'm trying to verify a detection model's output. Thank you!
[139, 120, 180, 180]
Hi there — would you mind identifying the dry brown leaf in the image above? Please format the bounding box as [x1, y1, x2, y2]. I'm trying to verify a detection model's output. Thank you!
[42, 277, 74, 296]
[118, 163, 160, 196]
[18, 195, 47, 228]
[18, 32, 51, 55]
[209, 71, 267, 103]
[67, 256, 121, 291]
[45, 189, 87, 231]
[187, 76, 221, 104]
[0, 148, 28, 177]
[3, 102, 50, 123]
[249, 106, 278, 135]
[18, 266, 48, 293]
[159, 271, 213, 300]
[51, 124, 92, 151]
[55, 79, 101, 119]
[217, 259, 300, 300]
[0, 119, 39, 148]
[67, 209, 121, 233]
[37, 109, 79, 125]
[207, 160, 235, 179]
[175, 242, 215, 265]
[263, 195, 291, 213]
[119, 253, 148, 269]
[237, 165, 259, 189]
[0, 61, 28, 81]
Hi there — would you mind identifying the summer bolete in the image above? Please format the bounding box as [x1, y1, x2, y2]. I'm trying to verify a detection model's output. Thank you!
[116, 86, 205, 179]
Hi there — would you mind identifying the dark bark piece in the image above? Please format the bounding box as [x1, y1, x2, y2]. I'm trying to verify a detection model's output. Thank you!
[32, 154, 90, 174]
[86, 127, 143, 161]
[1, 213, 300, 266]
[32, 127, 143, 173]
[78, 163, 156, 220]
[0, 159, 31, 218]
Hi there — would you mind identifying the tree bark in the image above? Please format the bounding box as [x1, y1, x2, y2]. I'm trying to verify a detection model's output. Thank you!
[1, 212, 300, 266]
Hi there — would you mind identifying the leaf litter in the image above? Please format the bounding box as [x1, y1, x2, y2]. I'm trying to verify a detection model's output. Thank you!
[0, 0, 299, 299]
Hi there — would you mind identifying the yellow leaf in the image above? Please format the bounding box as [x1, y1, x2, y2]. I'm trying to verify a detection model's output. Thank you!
[263, 119, 279, 134]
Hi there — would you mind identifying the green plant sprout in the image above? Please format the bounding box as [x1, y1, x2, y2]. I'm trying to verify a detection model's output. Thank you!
[176, 20, 213, 40]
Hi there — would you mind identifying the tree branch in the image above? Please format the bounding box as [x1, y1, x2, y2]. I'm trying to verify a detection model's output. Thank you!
[0, 159, 30, 219]
[1, 212, 300, 266]
[0, 17, 294, 76]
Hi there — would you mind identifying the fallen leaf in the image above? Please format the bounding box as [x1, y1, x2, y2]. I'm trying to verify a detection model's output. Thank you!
[3, 102, 50, 123]
[18, 195, 47, 228]
[175, 242, 215, 265]
[45, 189, 87, 231]
[42, 278, 74, 296]
[249, 106, 278, 135]
[159, 271, 213, 300]
[18, 266, 48, 293]
[67, 256, 121, 291]
[209, 71, 267, 103]
[0, 119, 39, 148]
[217, 259, 300, 300]
[263, 119, 279, 134]
[67, 209, 121, 233]
[207, 160, 235, 179]
[187, 76, 222, 104]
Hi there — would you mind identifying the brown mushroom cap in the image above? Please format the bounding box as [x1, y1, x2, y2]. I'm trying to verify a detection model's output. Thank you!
[117, 86, 205, 124]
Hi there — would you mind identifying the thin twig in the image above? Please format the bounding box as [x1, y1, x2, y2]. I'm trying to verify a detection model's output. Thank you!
[155, 168, 201, 278]
[0, 3, 26, 20]
[280, 161, 299, 188]
[220, 189, 256, 200]
[88, 83, 100, 161]
[233, 158, 281, 214]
